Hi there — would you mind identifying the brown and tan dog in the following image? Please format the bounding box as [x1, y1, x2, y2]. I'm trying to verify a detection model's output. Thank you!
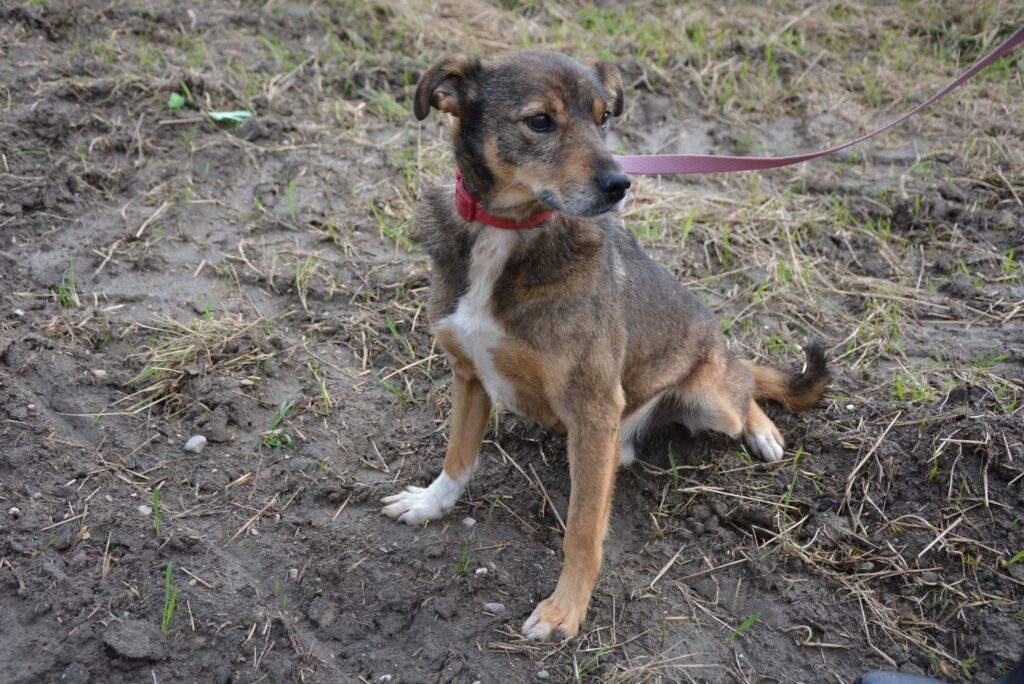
[382, 50, 827, 641]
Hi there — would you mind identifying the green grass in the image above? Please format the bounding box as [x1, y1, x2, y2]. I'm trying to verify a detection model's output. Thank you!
[308, 362, 330, 416]
[368, 199, 411, 250]
[161, 562, 179, 635]
[456, 538, 472, 573]
[287, 177, 298, 225]
[260, 398, 297, 448]
[1003, 548, 1024, 568]
[667, 441, 680, 488]
[576, 642, 611, 678]
[728, 613, 760, 642]
[56, 261, 80, 308]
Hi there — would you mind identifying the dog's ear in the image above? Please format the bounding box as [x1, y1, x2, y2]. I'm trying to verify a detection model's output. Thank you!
[413, 54, 482, 121]
[592, 61, 624, 117]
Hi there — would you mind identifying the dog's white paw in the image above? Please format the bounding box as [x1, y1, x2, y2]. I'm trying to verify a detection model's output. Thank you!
[521, 596, 582, 641]
[380, 471, 466, 525]
[745, 430, 784, 462]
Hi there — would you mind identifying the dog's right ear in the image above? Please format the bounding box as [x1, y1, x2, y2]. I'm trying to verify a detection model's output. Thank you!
[413, 54, 482, 121]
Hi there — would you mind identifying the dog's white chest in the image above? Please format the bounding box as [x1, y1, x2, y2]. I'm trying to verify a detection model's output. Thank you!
[438, 230, 518, 410]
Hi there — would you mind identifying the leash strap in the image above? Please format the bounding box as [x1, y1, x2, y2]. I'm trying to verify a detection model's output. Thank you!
[614, 27, 1024, 175]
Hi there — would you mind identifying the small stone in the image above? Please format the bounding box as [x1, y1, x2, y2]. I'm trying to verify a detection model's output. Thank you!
[102, 620, 168, 660]
[308, 597, 339, 628]
[105, 495, 113, 503]
[482, 602, 505, 615]
[239, 378, 255, 387]
[462, 517, 477, 528]
[378, 676, 392, 683]
[138, 505, 152, 516]
[31, 492, 42, 500]
[846, 404, 855, 410]
[475, 567, 488, 576]
[14, 309, 25, 317]
[249, 527, 259, 536]
[8, 507, 21, 518]
[184, 435, 207, 453]
[189, 579, 197, 586]
[536, 670, 550, 680]
[91, 369, 107, 380]
[288, 568, 299, 580]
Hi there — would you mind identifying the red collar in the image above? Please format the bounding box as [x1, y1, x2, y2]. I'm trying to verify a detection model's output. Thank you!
[454, 169, 552, 230]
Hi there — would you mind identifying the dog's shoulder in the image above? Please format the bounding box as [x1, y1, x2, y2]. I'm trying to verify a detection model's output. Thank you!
[416, 182, 475, 322]
[414, 182, 473, 262]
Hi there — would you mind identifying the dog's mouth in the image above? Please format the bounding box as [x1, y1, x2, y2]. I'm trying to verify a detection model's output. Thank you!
[536, 189, 626, 217]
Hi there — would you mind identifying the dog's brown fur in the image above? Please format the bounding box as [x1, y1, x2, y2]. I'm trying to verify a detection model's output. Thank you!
[382, 50, 828, 641]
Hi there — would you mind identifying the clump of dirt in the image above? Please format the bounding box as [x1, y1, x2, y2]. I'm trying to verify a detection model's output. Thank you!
[1, 1, 1022, 683]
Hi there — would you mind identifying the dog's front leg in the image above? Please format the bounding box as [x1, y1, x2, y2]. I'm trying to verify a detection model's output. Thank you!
[381, 367, 491, 524]
[522, 397, 622, 641]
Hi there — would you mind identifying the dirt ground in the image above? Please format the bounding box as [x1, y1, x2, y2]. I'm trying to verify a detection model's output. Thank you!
[1, 1, 1023, 682]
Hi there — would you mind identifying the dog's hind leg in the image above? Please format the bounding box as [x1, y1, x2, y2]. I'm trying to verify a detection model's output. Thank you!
[382, 347, 492, 524]
[672, 346, 786, 462]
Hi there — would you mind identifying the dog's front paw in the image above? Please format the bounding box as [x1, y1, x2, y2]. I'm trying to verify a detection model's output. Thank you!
[745, 430, 784, 462]
[521, 597, 582, 641]
[380, 486, 452, 525]
[380, 471, 465, 525]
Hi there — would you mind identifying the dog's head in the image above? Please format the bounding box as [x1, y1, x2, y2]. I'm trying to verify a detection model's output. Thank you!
[415, 50, 629, 218]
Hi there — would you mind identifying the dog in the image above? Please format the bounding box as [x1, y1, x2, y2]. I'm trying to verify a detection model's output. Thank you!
[381, 50, 828, 641]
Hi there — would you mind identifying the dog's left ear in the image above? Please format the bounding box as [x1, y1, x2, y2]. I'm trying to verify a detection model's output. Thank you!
[592, 61, 624, 117]
[414, 54, 482, 121]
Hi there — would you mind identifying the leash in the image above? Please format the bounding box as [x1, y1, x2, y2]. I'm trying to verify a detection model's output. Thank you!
[614, 27, 1024, 175]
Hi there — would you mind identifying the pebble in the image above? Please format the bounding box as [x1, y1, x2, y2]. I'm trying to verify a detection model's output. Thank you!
[91, 369, 107, 380]
[536, 670, 550, 680]
[482, 602, 505, 615]
[13, 309, 24, 317]
[288, 568, 299, 580]
[846, 404, 855, 410]
[105, 495, 113, 503]
[474, 567, 488, 576]
[239, 378, 255, 387]
[8, 507, 21, 518]
[102, 620, 167, 660]
[378, 676, 392, 683]
[138, 505, 152, 516]
[462, 517, 477, 528]
[184, 435, 207, 453]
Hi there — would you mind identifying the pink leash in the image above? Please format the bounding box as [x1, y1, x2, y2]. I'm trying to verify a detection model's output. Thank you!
[614, 27, 1024, 175]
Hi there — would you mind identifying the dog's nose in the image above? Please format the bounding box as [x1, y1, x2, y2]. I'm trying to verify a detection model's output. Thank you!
[596, 171, 631, 202]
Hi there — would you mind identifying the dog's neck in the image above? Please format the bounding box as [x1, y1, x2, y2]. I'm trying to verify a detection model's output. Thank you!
[455, 168, 552, 230]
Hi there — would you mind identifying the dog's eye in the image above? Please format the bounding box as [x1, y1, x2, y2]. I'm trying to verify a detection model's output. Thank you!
[525, 114, 554, 132]
[600, 111, 610, 128]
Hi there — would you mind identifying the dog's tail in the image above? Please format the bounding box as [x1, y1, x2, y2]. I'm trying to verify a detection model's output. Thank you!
[742, 342, 828, 413]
